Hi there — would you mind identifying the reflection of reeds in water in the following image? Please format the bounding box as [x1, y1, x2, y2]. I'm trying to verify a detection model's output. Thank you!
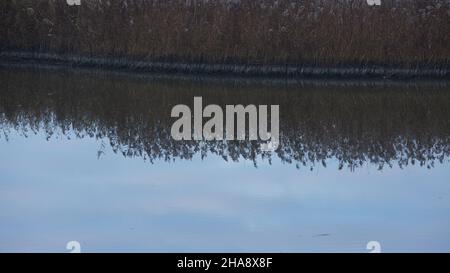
[1, 67, 449, 170]
[1, 0, 450, 76]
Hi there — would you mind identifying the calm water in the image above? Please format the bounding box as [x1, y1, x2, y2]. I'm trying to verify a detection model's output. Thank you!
[1, 67, 450, 252]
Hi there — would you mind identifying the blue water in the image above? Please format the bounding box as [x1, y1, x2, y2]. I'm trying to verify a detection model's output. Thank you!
[1, 130, 449, 252]
[0, 67, 449, 252]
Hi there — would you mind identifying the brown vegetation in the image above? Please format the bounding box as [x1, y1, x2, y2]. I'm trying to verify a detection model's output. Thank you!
[1, 0, 450, 69]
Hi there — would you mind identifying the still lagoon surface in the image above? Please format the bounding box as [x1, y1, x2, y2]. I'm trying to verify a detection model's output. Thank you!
[0, 66, 449, 252]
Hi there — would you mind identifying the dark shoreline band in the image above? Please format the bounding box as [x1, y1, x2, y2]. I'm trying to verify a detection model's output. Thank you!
[2, 51, 450, 80]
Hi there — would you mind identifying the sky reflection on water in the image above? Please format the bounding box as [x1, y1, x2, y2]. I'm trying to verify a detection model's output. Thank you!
[1, 130, 449, 252]
[0, 67, 449, 252]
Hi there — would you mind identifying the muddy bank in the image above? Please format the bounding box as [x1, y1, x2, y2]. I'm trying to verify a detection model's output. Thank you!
[2, 51, 450, 79]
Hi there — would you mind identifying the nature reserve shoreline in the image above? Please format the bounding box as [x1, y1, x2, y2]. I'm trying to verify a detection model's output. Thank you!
[1, 51, 450, 79]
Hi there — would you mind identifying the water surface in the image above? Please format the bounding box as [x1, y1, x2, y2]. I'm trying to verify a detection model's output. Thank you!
[1, 67, 449, 252]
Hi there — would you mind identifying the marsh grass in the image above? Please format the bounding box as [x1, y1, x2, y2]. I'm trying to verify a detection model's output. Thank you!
[1, 0, 450, 70]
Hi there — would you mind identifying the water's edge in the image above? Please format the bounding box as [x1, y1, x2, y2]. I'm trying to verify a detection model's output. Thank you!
[1, 51, 450, 80]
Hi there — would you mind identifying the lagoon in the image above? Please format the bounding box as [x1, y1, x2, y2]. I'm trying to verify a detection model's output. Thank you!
[0, 66, 449, 252]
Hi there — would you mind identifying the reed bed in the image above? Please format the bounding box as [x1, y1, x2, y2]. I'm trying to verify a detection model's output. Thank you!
[1, 0, 450, 72]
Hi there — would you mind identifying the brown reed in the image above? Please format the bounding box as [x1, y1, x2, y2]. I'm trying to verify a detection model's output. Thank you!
[1, 0, 449, 68]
